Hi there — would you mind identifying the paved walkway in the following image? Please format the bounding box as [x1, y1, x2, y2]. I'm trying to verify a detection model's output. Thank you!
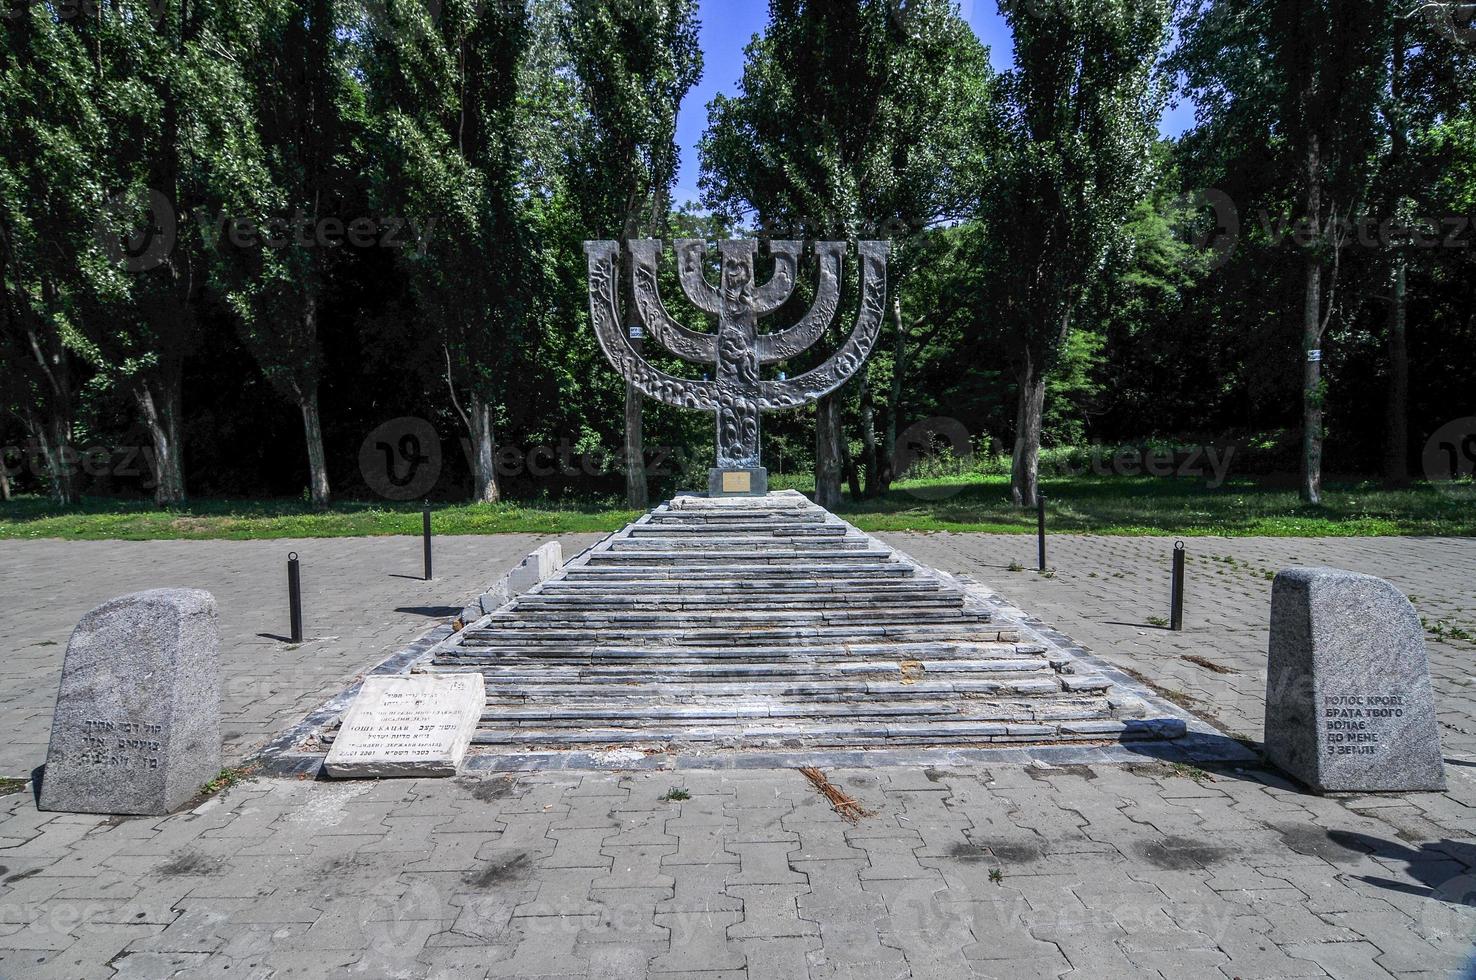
[1, 533, 1473, 979]
[0, 535, 602, 775]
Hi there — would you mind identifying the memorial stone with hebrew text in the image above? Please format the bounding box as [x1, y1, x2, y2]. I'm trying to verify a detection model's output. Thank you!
[39, 589, 222, 816]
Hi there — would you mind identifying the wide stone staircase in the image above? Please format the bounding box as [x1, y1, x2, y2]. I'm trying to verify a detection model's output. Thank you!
[431, 490, 1187, 755]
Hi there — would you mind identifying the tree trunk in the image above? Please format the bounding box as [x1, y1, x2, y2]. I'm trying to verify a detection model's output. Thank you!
[1010, 356, 1045, 508]
[622, 219, 648, 509]
[842, 435, 861, 501]
[1383, 19, 1409, 489]
[0, 460, 9, 501]
[44, 409, 77, 505]
[814, 394, 843, 510]
[133, 378, 187, 505]
[1384, 254, 1408, 486]
[879, 294, 905, 494]
[1300, 254, 1324, 505]
[1299, 128, 1325, 505]
[23, 410, 73, 505]
[858, 369, 878, 499]
[299, 385, 330, 507]
[20, 316, 78, 505]
[468, 391, 500, 504]
[624, 382, 647, 509]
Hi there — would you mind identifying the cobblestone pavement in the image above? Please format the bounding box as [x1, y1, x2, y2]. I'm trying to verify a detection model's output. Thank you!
[881, 534, 1476, 760]
[1, 534, 1473, 979]
[0, 535, 602, 775]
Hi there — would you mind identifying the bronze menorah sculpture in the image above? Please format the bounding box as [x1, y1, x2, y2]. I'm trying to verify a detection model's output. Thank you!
[584, 239, 889, 496]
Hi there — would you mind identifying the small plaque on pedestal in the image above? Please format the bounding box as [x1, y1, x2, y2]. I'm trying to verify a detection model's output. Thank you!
[709, 467, 767, 497]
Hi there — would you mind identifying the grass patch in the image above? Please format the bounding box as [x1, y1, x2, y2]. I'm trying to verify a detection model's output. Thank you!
[200, 766, 257, 798]
[2, 474, 1471, 541]
[0, 495, 640, 541]
[1165, 763, 1215, 783]
[1146, 616, 1170, 628]
[836, 473, 1476, 537]
[660, 787, 691, 802]
[0, 777, 25, 797]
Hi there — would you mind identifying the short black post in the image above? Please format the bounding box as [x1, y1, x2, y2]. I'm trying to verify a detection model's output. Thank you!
[1170, 540, 1186, 631]
[287, 552, 303, 643]
[422, 502, 433, 581]
[1036, 493, 1047, 571]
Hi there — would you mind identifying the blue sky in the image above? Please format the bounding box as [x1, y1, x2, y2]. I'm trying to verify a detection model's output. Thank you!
[672, 0, 1196, 207]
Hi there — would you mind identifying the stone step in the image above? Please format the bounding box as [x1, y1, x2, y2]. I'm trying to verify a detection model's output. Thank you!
[584, 549, 894, 563]
[458, 625, 1021, 646]
[537, 578, 945, 592]
[479, 694, 1103, 724]
[559, 564, 919, 578]
[476, 610, 994, 629]
[431, 657, 1056, 681]
[507, 595, 965, 612]
[468, 717, 1187, 748]
[631, 524, 841, 535]
[471, 676, 1064, 701]
[604, 541, 877, 554]
[443, 639, 1043, 661]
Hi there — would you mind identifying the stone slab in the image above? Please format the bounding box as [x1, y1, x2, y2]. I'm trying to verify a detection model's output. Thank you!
[39, 588, 221, 816]
[1265, 566, 1445, 793]
[506, 541, 563, 595]
[323, 673, 485, 778]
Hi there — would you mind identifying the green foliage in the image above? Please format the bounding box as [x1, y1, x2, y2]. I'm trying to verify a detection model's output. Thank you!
[975, 0, 1171, 380]
[562, 0, 702, 236]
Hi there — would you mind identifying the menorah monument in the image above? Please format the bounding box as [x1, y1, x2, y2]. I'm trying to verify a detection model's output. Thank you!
[584, 238, 888, 496]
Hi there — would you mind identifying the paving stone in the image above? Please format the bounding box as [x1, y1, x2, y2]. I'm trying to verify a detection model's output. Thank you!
[649, 911, 745, 973]
[726, 883, 818, 939]
[734, 935, 821, 978]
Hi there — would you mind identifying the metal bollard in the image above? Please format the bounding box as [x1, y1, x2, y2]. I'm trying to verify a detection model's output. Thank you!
[287, 552, 304, 643]
[422, 502, 433, 581]
[1171, 540, 1186, 631]
[1037, 493, 1048, 571]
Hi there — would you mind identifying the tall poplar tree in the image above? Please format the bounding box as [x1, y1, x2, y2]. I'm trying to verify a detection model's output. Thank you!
[366, 0, 548, 503]
[562, 0, 702, 509]
[982, 0, 1170, 509]
[701, 0, 988, 508]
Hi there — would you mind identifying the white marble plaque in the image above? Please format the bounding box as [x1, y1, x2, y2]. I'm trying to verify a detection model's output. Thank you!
[324, 674, 484, 778]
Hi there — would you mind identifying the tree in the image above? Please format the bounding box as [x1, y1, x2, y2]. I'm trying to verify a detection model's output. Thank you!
[980, 0, 1170, 508]
[366, 0, 550, 503]
[563, 0, 702, 509]
[0, 7, 102, 504]
[58, 0, 258, 505]
[1176, 0, 1390, 503]
[210, 0, 364, 507]
[701, 0, 989, 507]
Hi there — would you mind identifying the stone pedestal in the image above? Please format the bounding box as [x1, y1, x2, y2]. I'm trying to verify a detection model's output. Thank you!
[708, 467, 768, 498]
[324, 674, 484, 778]
[1265, 567, 1445, 793]
[39, 589, 222, 815]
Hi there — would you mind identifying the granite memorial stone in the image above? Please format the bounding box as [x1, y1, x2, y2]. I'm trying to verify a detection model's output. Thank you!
[584, 238, 888, 496]
[39, 589, 222, 815]
[1265, 567, 1445, 792]
[324, 673, 485, 778]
